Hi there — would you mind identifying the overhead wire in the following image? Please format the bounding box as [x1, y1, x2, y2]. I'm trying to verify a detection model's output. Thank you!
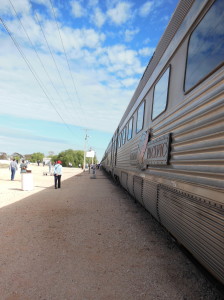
[8, 0, 74, 121]
[33, 12, 83, 124]
[0, 16, 78, 142]
[48, 0, 85, 117]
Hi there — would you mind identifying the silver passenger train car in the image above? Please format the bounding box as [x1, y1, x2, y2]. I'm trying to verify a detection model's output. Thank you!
[101, 0, 224, 285]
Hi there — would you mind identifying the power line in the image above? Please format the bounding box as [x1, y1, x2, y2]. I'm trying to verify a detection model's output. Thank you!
[0, 16, 77, 139]
[8, 0, 73, 120]
[34, 12, 82, 123]
[48, 0, 85, 115]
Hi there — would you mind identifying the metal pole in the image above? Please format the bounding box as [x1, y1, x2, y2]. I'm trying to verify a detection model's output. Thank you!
[83, 130, 88, 171]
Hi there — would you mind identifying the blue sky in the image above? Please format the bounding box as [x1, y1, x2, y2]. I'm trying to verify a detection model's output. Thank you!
[0, 0, 179, 161]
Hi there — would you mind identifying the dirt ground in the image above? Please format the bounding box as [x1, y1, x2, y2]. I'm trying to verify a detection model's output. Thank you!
[0, 165, 223, 300]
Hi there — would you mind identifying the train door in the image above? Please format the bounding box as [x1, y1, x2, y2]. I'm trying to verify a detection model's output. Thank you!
[114, 128, 119, 167]
[111, 128, 119, 169]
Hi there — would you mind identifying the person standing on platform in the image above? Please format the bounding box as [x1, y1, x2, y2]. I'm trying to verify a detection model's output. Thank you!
[9, 158, 18, 180]
[54, 160, 62, 189]
[20, 160, 27, 173]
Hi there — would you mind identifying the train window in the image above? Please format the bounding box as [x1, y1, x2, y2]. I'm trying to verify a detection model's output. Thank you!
[127, 117, 133, 140]
[185, 0, 224, 91]
[152, 67, 170, 120]
[118, 133, 122, 148]
[122, 127, 126, 145]
[136, 101, 145, 133]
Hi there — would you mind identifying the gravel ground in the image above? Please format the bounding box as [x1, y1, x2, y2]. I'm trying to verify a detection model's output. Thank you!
[0, 165, 223, 300]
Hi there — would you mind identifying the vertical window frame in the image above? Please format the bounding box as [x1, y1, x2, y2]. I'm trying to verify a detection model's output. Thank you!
[151, 66, 170, 121]
[122, 126, 126, 145]
[127, 117, 133, 141]
[118, 133, 121, 148]
[136, 100, 145, 134]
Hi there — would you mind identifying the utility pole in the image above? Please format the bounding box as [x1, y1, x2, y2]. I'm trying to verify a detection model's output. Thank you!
[83, 129, 89, 171]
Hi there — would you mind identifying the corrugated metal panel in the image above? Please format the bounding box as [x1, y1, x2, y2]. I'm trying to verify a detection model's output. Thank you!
[142, 180, 159, 221]
[121, 172, 128, 191]
[149, 75, 224, 191]
[133, 176, 143, 205]
[158, 185, 224, 284]
[127, 174, 135, 197]
[116, 135, 139, 169]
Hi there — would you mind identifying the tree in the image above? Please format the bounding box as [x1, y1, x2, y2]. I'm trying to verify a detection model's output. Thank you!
[56, 149, 83, 167]
[50, 149, 98, 167]
[51, 155, 58, 164]
[30, 152, 44, 163]
[73, 150, 84, 167]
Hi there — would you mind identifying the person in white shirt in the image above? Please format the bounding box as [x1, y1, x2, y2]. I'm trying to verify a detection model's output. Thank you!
[54, 160, 62, 189]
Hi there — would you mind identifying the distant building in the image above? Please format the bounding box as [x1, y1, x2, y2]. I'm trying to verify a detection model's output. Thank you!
[24, 154, 32, 161]
[0, 152, 8, 160]
[43, 157, 51, 165]
[11, 152, 24, 159]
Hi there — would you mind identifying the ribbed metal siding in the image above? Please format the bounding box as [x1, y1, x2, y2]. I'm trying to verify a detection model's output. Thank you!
[116, 135, 139, 170]
[121, 172, 128, 191]
[133, 176, 144, 205]
[158, 185, 224, 284]
[142, 180, 159, 221]
[150, 75, 224, 191]
[127, 174, 134, 197]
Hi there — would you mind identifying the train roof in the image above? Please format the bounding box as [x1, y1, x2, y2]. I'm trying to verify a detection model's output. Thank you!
[118, 0, 195, 128]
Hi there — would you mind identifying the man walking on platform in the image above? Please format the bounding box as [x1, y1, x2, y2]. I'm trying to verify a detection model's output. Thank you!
[54, 160, 62, 189]
[9, 158, 18, 180]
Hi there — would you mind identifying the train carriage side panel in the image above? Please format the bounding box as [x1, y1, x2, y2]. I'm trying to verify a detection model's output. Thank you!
[103, 0, 224, 284]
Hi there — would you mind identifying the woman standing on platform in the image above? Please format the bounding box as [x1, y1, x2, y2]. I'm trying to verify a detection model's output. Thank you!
[54, 160, 62, 189]
[20, 160, 27, 173]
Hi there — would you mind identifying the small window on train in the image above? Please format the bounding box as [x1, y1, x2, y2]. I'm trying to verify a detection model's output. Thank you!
[118, 133, 122, 148]
[122, 127, 126, 145]
[127, 118, 133, 140]
[185, 0, 224, 91]
[136, 101, 145, 133]
[152, 67, 170, 120]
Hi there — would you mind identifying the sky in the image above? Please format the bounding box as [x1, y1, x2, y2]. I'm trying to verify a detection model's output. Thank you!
[0, 0, 179, 161]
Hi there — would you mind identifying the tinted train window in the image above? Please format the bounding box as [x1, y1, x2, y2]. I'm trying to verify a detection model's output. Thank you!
[127, 118, 133, 140]
[152, 67, 170, 120]
[136, 101, 145, 133]
[185, 0, 224, 91]
[122, 127, 126, 145]
[118, 134, 121, 148]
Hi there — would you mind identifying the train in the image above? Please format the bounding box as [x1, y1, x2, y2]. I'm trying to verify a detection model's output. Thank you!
[101, 0, 224, 285]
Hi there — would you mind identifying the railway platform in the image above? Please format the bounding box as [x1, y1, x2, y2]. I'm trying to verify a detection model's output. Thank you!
[0, 168, 223, 299]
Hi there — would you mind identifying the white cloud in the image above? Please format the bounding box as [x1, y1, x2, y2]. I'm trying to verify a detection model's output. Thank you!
[139, 1, 153, 17]
[0, 0, 11, 14]
[120, 77, 138, 88]
[107, 2, 133, 26]
[0, 0, 151, 159]
[88, 0, 99, 7]
[97, 45, 144, 78]
[92, 7, 106, 28]
[139, 47, 155, 56]
[124, 28, 139, 42]
[70, 0, 86, 18]
[0, 0, 31, 15]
